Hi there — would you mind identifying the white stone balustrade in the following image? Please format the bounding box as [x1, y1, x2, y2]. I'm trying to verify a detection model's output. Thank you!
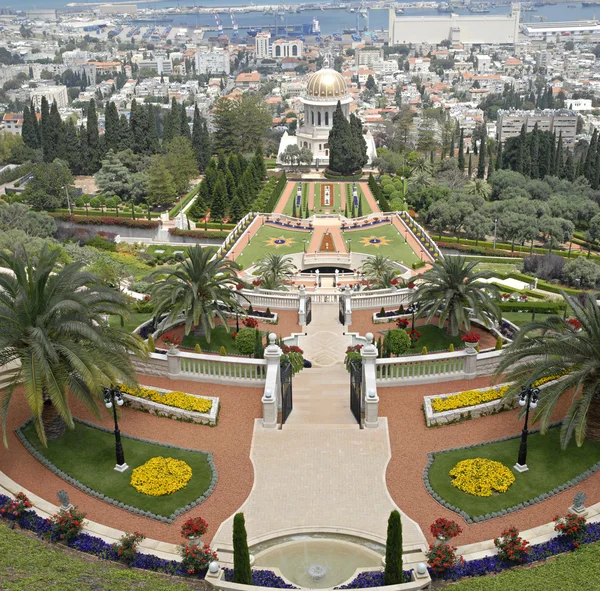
[361, 332, 379, 429]
[262, 333, 283, 428]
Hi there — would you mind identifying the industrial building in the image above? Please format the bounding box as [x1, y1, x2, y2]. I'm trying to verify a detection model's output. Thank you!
[388, 3, 520, 45]
[496, 109, 578, 147]
[521, 20, 600, 40]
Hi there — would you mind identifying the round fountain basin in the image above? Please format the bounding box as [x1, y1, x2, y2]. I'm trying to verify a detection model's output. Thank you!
[253, 539, 382, 589]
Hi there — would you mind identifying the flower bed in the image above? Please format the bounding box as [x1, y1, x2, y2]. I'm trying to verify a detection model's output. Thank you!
[449, 458, 515, 497]
[335, 569, 415, 589]
[120, 385, 219, 426]
[52, 214, 159, 229]
[130, 457, 193, 496]
[223, 567, 297, 588]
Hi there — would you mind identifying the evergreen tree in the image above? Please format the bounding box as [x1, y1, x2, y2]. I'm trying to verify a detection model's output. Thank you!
[228, 153, 241, 184]
[191, 106, 210, 171]
[477, 133, 486, 179]
[212, 98, 239, 153]
[449, 134, 455, 158]
[495, 140, 503, 171]
[487, 145, 494, 179]
[230, 194, 244, 222]
[95, 150, 132, 199]
[384, 510, 403, 586]
[593, 150, 600, 190]
[117, 114, 133, 152]
[565, 151, 575, 182]
[468, 153, 472, 178]
[225, 168, 237, 199]
[217, 151, 228, 173]
[86, 99, 101, 172]
[252, 145, 266, 180]
[40, 96, 51, 162]
[292, 197, 297, 218]
[210, 176, 227, 222]
[64, 118, 81, 173]
[147, 156, 177, 206]
[146, 104, 160, 154]
[180, 106, 191, 141]
[585, 129, 598, 183]
[49, 100, 65, 162]
[305, 200, 309, 218]
[328, 101, 355, 175]
[350, 113, 368, 170]
[104, 101, 120, 153]
[457, 128, 465, 170]
[78, 124, 89, 175]
[163, 137, 198, 195]
[555, 132, 564, 177]
[22, 105, 39, 150]
[548, 131, 557, 176]
[516, 124, 526, 175]
[233, 513, 251, 585]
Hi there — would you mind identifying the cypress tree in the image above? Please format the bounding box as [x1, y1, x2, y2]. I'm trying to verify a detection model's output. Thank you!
[487, 146, 494, 179]
[64, 118, 81, 173]
[292, 198, 297, 218]
[22, 105, 39, 150]
[230, 194, 244, 222]
[225, 169, 236, 199]
[328, 100, 354, 175]
[49, 100, 65, 161]
[593, 150, 600, 190]
[78, 124, 89, 174]
[495, 140, 503, 170]
[104, 101, 120, 153]
[118, 114, 133, 152]
[232, 513, 252, 585]
[344, 202, 348, 218]
[565, 151, 575, 182]
[358, 196, 363, 217]
[449, 134, 455, 158]
[40, 96, 51, 161]
[350, 113, 368, 170]
[218, 151, 228, 173]
[192, 106, 207, 170]
[86, 99, 101, 172]
[228, 153, 241, 184]
[586, 129, 598, 182]
[305, 200, 309, 218]
[146, 104, 160, 154]
[457, 129, 465, 170]
[253, 145, 267, 180]
[384, 510, 403, 585]
[210, 176, 227, 222]
[548, 131, 557, 176]
[180, 105, 191, 141]
[555, 132, 564, 177]
[477, 133, 486, 179]
[529, 123, 539, 179]
[467, 153, 472, 178]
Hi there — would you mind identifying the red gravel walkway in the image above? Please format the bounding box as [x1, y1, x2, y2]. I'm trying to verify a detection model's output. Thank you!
[273, 181, 296, 215]
[359, 183, 380, 214]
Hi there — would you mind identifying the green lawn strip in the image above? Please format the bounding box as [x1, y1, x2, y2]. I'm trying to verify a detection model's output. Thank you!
[109, 312, 152, 334]
[281, 182, 299, 216]
[145, 245, 190, 257]
[447, 541, 600, 590]
[474, 262, 523, 274]
[334, 183, 342, 211]
[235, 225, 306, 269]
[0, 523, 201, 591]
[344, 225, 420, 265]
[20, 421, 213, 518]
[502, 312, 557, 327]
[181, 324, 242, 355]
[356, 184, 373, 215]
[428, 427, 600, 519]
[375, 325, 464, 355]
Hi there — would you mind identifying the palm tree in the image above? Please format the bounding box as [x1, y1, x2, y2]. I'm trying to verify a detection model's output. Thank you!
[151, 246, 243, 342]
[361, 254, 397, 286]
[465, 178, 492, 199]
[496, 294, 600, 447]
[0, 248, 145, 446]
[254, 254, 296, 291]
[407, 170, 433, 191]
[414, 256, 501, 336]
[409, 156, 433, 176]
[373, 268, 400, 290]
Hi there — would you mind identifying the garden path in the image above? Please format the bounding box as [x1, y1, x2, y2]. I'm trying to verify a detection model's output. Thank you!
[273, 181, 295, 215]
[360, 183, 380, 214]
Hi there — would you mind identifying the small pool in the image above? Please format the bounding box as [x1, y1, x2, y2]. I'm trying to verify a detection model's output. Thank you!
[253, 539, 382, 589]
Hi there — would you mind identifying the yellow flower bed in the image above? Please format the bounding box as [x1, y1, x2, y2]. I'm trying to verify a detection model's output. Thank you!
[121, 385, 212, 414]
[449, 458, 515, 497]
[431, 373, 568, 413]
[130, 456, 192, 496]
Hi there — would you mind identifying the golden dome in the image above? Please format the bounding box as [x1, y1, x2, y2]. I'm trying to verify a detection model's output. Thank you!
[306, 68, 348, 99]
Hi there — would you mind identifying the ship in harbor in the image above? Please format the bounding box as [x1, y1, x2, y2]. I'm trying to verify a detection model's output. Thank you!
[246, 17, 320, 37]
[582, 1, 600, 6]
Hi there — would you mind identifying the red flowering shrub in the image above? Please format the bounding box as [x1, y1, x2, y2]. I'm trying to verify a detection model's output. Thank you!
[396, 318, 409, 329]
[236, 283, 244, 290]
[181, 516, 209, 540]
[231, 331, 238, 340]
[282, 344, 305, 355]
[180, 542, 218, 574]
[408, 329, 421, 343]
[252, 279, 262, 286]
[0, 492, 32, 520]
[494, 527, 530, 563]
[243, 317, 259, 329]
[51, 506, 86, 543]
[554, 513, 588, 546]
[407, 282, 415, 289]
[345, 344, 363, 354]
[430, 518, 462, 541]
[567, 318, 582, 331]
[461, 331, 481, 343]
[114, 531, 145, 564]
[426, 543, 461, 574]
[163, 334, 182, 347]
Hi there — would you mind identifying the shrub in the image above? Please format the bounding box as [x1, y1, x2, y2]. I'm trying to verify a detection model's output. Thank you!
[396, 318, 409, 329]
[233, 513, 252, 584]
[168, 227, 229, 240]
[448, 343, 454, 352]
[243, 317, 259, 329]
[384, 510, 403, 585]
[235, 328, 259, 356]
[422, 346, 428, 355]
[181, 516, 209, 540]
[495, 336, 503, 350]
[380, 306, 386, 318]
[494, 527, 530, 563]
[523, 253, 565, 281]
[51, 214, 159, 229]
[114, 531, 145, 565]
[180, 542, 218, 575]
[248, 304, 254, 315]
[430, 518, 462, 541]
[385, 329, 411, 356]
[195, 343, 202, 354]
[426, 543, 461, 574]
[265, 307, 272, 317]
[219, 346, 227, 356]
[0, 492, 32, 520]
[51, 506, 86, 543]
[554, 513, 588, 546]
[146, 334, 155, 352]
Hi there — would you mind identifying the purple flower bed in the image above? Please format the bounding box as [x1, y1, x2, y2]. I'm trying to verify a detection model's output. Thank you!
[375, 310, 405, 318]
[336, 570, 413, 588]
[223, 567, 297, 588]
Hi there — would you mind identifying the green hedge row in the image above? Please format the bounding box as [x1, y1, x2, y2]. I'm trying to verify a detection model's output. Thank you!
[167, 227, 229, 240]
[262, 172, 287, 213]
[324, 170, 364, 181]
[169, 184, 200, 219]
[499, 300, 567, 313]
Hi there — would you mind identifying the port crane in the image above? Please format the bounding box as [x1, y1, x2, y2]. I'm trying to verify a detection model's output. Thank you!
[213, 11, 223, 35]
[229, 10, 238, 37]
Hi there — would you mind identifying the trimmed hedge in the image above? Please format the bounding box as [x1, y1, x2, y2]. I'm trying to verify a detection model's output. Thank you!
[168, 228, 229, 240]
[499, 301, 567, 313]
[169, 184, 199, 220]
[51, 214, 159, 229]
[264, 172, 287, 213]
[323, 169, 364, 181]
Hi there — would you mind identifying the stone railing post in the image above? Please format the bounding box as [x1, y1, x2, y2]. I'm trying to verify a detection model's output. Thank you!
[298, 285, 307, 326]
[262, 333, 282, 428]
[361, 332, 379, 429]
[344, 285, 352, 326]
[464, 344, 477, 379]
[167, 348, 181, 378]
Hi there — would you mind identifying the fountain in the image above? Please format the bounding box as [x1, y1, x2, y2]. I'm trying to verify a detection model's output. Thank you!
[253, 538, 382, 589]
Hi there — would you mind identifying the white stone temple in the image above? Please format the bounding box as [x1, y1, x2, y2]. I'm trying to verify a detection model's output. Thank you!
[277, 65, 377, 167]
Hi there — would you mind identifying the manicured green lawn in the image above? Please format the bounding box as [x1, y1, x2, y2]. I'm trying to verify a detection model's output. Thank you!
[376, 324, 464, 354]
[356, 184, 373, 215]
[344, 224, 421, 265]
[145, 245, 190, 257]
[502, 312, 556, 327]
[181, 324, 245, 355]
[234, 225, 306, 269]
[109, 312, 152, 334]
[313, 183, 343, 212]
[475, 261, 523, 274]
[281, 182, 299, 216]
[0, 523, 202, 591]
[21, 421, 213, 518]
[428, 427, 600, 519]
[448, 541, 600, 590]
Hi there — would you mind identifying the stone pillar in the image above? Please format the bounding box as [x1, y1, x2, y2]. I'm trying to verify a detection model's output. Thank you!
[361, 332, 379, 429]
[464, 346, 477, 379]
[344, 285, 352, 326]
[262, 333, 282, 428]
[298, 285, 307, 326]
[167, 349, 180, 377]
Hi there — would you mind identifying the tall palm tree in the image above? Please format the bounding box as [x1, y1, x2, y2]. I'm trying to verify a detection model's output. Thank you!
[254, 254, 296, 291]
[361, 254, 397, 285]
[0, 248, 145, 446]
[151, 246, 243, 342]
[407, 170, 433, 191]
[496, 294, 600, 447]
[409, 156, 433, 176]
[465, 179, 492, 199]
[414, 256, 501, 336]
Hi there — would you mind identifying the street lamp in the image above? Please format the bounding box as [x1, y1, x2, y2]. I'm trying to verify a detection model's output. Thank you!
[63, 185, 72, 216]
[303, 238, 307, 253]
[493, 217, 498, 250]
[103, 386, 129, 472]
[514, 385, 540, 473]
[407, 302, 419, 332]
[347, 238, 352, 253]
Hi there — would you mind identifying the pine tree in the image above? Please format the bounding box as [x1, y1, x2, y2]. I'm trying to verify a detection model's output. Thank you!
[384, 510, 403, 585]
[95, 150, 132, 199]
[210, 176, 227, 222]
[218, 151, 228, 173]
[228, 153, 241, 184]
[477, 133, 486, 179]
[104, 101, 120, 153]
[180, 105, 191, 141]
[147, 157, 177, 206]
[252, 145, 267, 180]
[468, 153, 472, 178]
[22, 105, 39, 150]
[457, 128, 465, 170]
[495, 140, 503, 171]
[233, 513, 252, 585]
[40, 96, 51, 162]
[86, 99, 101, 172]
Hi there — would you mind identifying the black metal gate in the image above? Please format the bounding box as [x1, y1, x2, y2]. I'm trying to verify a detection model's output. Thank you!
[305, 297, 312, 325]
[280, 359, 293, 425]
[349, 359, 362, 425]
[339, 296, 345, 325]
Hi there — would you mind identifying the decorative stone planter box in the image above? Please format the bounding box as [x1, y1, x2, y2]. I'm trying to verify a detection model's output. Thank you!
[372, 312, 412, 324]
[222, 309, 279, 325]
[424, 383, 516, 427]
[122, 385, 219, 426]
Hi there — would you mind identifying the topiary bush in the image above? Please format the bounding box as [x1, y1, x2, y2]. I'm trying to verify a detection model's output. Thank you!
[422, 346, 428, 355]
[235, 328, 259, 356]
[233, 513, 252, 584]
[195, 343, 202, 354]
[385, 329, 411, 356]
[384, 510, 403, 585]
[146, 334, 155, 352]
[219, 346, 227, 356]
[448, 343, 454, 352]
[495, 336, 503, 350]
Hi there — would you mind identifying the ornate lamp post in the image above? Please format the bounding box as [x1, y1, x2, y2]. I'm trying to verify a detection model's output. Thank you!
[407, 302, 419, 332]
[103, 386, 128, 472]
[514, 385, 540, 473]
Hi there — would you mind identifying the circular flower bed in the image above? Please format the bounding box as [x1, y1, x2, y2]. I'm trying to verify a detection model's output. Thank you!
[131, 457, 193, 497]
[449, 458, 515, 497]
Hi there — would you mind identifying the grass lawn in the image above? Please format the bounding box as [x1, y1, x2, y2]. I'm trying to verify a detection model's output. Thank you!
[475, 261, 523, 274]
[21, 421, 213, 518]
[344, 224, 421, 266]
[281, 182, 299, 216]
[502, 312, 557, 327]
[181, 324, 244, 355]
[428, 427, 600, 519]
[313, 183, 343, 213]
[448, 541, 600, 590]
[234, 225, 306, 269]
[375, 324, 464, 355]
[0, 523, 203, 591]
[145, 245, 189, 257]
[109, 312, 152, 334]
[356, 184, 373, 215]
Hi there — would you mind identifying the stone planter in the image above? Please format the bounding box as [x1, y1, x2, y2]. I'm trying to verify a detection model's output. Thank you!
[463, 342, 478, 353]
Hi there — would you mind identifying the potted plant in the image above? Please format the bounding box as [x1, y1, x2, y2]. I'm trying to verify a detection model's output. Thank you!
[181, 516, 209, 545]
[163, 333, 182, 353]
[461, 331, 480, 352]
[430, 518, 462, 544]
[567, 318, 583, 332]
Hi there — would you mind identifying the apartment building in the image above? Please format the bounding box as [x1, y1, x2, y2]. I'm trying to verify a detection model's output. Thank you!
[496, 109, 578, 147]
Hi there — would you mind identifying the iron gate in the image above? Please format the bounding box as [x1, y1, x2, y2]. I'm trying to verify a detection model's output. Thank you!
[339, 296, 345, 325]
[349, 359, 362, 425]
[305, 297, 312, 325]
[280, 359, 293, 425]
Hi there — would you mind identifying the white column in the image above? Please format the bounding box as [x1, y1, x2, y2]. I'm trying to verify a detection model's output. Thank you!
[262, 333, 282, 428]
[464, 345, 477, 379]
[344, 285, 352, 326]
[167, 349, 180, 377]
[298, 285, 307, 325]
[361, 332, 379, 429]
